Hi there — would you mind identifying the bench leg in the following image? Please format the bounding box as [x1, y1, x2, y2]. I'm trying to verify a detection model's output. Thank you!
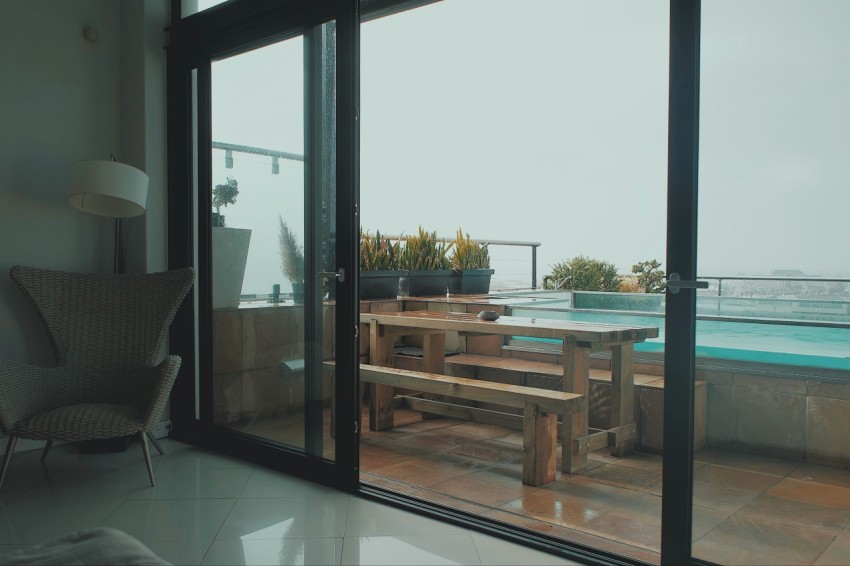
[369, 384, 395, 431]
[522, 402, 557, 487]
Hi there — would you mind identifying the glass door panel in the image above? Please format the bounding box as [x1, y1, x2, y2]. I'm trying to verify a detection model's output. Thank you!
[360, 1, 668, 561]
[209, 24, 338, 461]
[692, 2, 850, 563]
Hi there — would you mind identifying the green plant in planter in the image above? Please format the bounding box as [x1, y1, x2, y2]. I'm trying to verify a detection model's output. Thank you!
[360, 229, 400, 271]
[278, 216, 305, 284]
[450, 228, 490, 270]
[212, 177, 239, 227]
[398, 227, 451, 270]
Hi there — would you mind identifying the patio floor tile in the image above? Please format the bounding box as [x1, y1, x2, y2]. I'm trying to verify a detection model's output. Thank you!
[692, 514, 839, 565]
[814, 527, 850, 565]
[766, 478, 850, 509]
[737, 492, 850, 530]
[498, 475, 645, 527]
[428, 468, 538, 508]
[355, 408, 849, 565]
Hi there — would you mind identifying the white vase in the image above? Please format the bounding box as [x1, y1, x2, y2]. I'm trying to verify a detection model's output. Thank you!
[212, 227, 252, 309]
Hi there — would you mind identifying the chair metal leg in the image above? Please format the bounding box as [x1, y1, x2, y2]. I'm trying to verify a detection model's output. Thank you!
[41, 440, 53, 462]
[146, 432, 165, 456]
[1, 434, 18, 491]
[139, 431, 155, 487]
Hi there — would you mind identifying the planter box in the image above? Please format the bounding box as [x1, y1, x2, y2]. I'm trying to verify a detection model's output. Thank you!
[404, 270, 451, 297]
[212, 227, 251, 309]
[360, 270, 404, 300]
[448, 269, 495, 295]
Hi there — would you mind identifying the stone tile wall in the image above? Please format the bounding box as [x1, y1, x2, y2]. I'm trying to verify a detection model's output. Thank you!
[212, 304, 331, 424]
[700, 368, 850, 466]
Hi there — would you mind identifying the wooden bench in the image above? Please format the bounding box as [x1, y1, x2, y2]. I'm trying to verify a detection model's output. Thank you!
[359, 363, 583, 487]
[437, 353, 705, 453]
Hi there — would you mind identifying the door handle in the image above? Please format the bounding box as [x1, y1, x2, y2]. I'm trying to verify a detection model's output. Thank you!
[318, 268, 345, 283]
[666, 273, 708, 294]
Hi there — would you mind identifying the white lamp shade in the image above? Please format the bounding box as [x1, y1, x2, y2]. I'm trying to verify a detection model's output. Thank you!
[68, 160, 149, 218]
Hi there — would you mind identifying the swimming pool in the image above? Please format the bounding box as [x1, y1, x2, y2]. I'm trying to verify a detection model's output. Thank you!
[500, 293, 850, 371]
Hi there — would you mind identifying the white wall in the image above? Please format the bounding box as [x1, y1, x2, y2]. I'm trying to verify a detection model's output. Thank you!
[0, 0, 169, 365]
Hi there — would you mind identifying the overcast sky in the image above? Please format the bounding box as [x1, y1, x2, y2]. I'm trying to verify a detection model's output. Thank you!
[211, 0, 850, 295]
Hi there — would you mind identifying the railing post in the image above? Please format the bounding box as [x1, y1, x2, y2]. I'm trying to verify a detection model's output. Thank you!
[532, 245, 538, 289]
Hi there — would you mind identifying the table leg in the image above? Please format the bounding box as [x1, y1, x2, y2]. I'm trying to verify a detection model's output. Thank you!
[610, 343, 635, 456]
[422, 332, 446, 374]
[368, 320, 395, 431]
[420, 332, 446, 419]
[562, 338, 590, 473]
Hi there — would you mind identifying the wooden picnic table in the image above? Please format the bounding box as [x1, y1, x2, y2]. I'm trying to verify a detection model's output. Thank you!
[361, 310, 659, 473]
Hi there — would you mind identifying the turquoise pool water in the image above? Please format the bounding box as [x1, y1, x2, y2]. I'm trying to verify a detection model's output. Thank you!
[506, 305, 850, 371]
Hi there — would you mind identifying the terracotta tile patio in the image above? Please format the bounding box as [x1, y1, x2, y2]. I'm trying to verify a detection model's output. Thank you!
[359, 408, 850, 565]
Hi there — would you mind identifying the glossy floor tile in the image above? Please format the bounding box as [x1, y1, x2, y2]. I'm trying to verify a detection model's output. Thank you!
[0, 439, 578, 565]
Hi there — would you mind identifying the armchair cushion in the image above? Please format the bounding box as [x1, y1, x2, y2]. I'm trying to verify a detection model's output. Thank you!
[13, 403, 142, 442]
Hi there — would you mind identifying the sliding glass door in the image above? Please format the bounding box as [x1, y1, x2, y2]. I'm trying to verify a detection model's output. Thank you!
[166, 0, 848, 563]
[664, 2, 850, 564]
[690, 2, 850, 564]
[167, 0, 359, 489]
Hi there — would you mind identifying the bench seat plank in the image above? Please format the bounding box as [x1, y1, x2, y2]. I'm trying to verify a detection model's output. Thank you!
[359, 364, 582, 416]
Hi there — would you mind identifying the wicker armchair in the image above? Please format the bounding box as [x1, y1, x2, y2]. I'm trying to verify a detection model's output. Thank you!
[0, 265, 194, 490]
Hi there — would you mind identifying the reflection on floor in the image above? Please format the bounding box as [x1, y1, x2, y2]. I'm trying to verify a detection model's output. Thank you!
[360, 408, 850, 566]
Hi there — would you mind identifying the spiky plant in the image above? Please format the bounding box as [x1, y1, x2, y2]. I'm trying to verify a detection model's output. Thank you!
[450, 228, 490, 270]
[360, 229, 400, 271]
[398, 227, 451, 270]
[278, 216, 305, 283]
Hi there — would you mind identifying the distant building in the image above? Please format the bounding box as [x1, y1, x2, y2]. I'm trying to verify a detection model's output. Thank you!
[771, 269, 806, 277]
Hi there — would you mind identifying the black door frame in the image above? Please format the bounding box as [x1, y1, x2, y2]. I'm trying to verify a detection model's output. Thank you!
[166, 0, 360, 492]
[662, 1, 702, 564]
[166, 0, 709, 563]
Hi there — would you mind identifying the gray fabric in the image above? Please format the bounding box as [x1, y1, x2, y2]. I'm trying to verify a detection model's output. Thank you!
[0, 527, 171, 565]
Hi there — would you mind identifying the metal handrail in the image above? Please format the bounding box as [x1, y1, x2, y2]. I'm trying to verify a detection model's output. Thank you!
[697, 275, 850, 297]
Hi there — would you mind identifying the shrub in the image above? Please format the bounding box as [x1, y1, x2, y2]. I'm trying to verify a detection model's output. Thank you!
[212, 177, 238, 227]
[632, 259, 666, 294]
[618, 276, 644, 293]
[543, 255, 621, 292]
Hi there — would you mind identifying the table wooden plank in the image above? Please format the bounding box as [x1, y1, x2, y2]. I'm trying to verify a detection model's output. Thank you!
[361, 310, 658, 344]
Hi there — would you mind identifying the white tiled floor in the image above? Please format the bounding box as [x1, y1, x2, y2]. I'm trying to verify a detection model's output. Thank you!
[0, 439, 579, 565]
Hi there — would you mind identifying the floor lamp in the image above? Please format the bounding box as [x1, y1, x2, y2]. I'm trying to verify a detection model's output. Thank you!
[68, 159, 149, 273]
